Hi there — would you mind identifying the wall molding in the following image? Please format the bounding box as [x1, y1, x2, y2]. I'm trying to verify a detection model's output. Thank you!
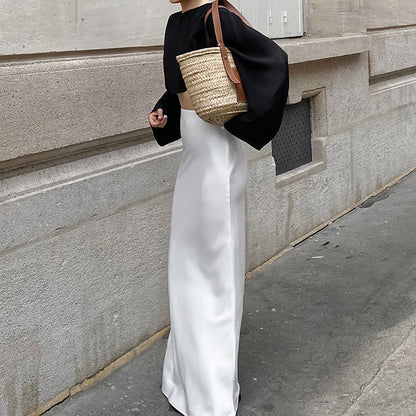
[0, 129, 154, 180]
[278, 34, 370, 65]
[0, 46, 163, 64]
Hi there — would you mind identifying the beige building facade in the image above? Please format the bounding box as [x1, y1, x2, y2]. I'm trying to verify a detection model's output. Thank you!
[1, 1, 415, 414]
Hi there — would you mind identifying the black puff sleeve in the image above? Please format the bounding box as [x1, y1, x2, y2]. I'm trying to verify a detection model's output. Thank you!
[206, 7, 289, 150]
[150, 90, 181, 147]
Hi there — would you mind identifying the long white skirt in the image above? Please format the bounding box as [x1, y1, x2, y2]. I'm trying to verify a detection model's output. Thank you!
[161, 108, 248, 416]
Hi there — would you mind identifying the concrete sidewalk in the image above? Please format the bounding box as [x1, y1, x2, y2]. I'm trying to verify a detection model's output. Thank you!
[45, 169, 416, 416]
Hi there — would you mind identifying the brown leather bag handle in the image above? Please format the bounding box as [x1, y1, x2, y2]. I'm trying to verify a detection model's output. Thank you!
[204, 0, 252, 103]
[204, 0, 252, 41]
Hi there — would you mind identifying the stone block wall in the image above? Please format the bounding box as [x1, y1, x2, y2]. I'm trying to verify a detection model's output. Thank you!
[1, 1, 415, 414]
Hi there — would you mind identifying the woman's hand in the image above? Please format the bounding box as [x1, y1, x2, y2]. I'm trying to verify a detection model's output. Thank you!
[148, 108, 168, 128]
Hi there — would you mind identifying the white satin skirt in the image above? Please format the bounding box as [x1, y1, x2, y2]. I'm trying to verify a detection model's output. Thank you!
[161, 108, 248, 416]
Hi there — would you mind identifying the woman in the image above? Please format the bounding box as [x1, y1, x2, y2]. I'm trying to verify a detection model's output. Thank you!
[148, 1, 288, 415]
[149, 2, 246, 415]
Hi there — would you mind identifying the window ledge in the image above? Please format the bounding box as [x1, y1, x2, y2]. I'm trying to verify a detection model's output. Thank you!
[276, 34, 371, 64]
[275, 160, 326, 189]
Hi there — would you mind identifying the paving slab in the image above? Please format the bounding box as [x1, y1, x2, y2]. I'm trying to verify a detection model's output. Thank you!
[342, 325, 416, 416]
[44, 170, 416, 416]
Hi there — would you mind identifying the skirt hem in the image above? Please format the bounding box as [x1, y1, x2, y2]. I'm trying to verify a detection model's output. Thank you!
[161, 385, 240, 416]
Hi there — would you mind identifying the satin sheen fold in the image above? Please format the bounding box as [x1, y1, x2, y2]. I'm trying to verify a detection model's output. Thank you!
[161, 108, 248, 416]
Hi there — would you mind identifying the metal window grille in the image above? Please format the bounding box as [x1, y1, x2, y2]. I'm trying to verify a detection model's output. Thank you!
[272, 99, 312, 176]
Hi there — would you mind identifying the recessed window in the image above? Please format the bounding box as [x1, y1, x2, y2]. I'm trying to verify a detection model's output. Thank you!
[272, 99, 312, 176]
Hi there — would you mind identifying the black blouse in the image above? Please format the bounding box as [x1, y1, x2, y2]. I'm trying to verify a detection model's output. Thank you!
[150, 2, 289, 151]
[163, 3, 216, 93]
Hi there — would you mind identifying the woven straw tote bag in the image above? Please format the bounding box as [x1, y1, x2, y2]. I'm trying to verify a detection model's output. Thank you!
[176, 0, 252, 126]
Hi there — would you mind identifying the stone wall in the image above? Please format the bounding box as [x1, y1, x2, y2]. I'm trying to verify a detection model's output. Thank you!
[1, 1, 415, 415]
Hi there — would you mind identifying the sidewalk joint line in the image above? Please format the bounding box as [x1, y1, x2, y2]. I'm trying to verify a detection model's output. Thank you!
[341, 322, 416, 415]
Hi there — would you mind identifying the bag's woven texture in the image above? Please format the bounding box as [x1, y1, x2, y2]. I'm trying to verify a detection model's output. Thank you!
[176, 46, 248, 126]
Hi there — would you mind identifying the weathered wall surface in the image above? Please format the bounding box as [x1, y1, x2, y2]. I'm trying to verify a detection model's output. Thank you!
[1, 1, 415, 415]
[304, 0, 366, 36]
[0, 0, 177, 54]
[0, 53, 163, 162]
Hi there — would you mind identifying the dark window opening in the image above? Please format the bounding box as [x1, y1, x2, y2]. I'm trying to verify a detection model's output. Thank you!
[272, 99, 312, 176]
